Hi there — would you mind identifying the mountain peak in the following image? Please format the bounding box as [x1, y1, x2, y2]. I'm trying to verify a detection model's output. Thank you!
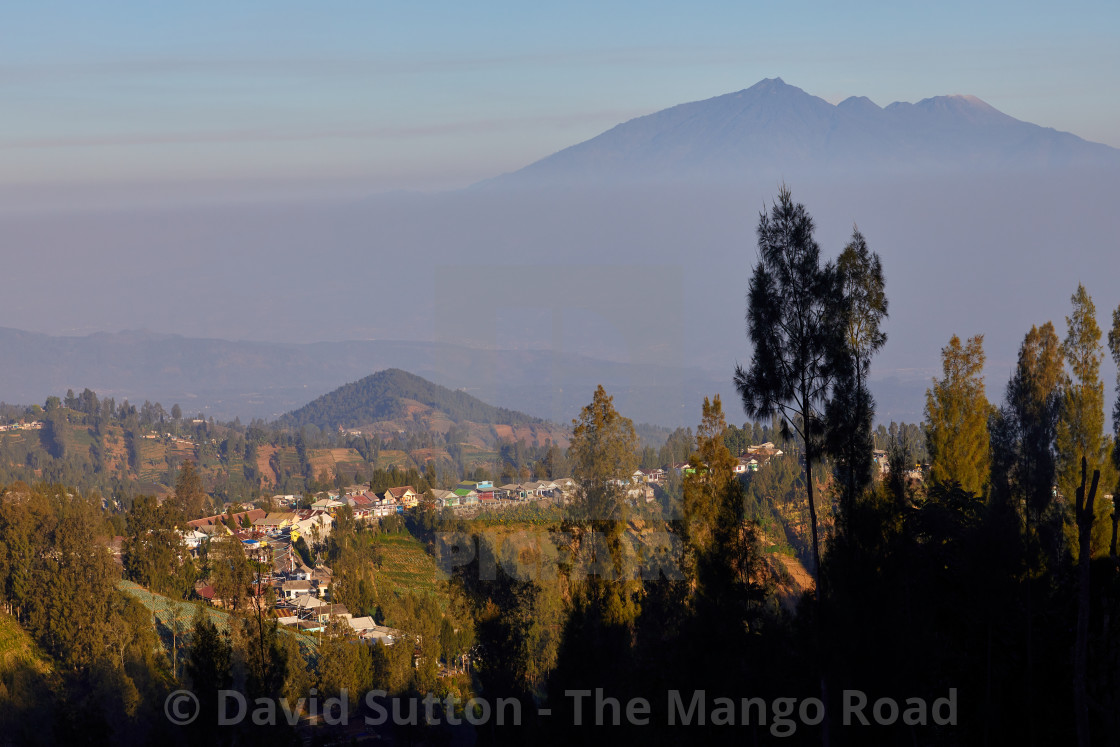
[950, 94, 990, 106]
[481, 79, 1120, 188]
[753, 76, 786, 87]
[740, 77, 804, 97]
[837, 95, 881, 113]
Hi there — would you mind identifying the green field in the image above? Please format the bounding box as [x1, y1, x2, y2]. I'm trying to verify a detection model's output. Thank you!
[458, 445, 499, 467]
[118, 580, 319, 661]
[66, 424, 95, 450]
[376, 532, 448, 597]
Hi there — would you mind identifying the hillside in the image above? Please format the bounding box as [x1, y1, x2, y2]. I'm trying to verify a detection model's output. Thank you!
[278, 368, 546, 431]
[0, 612, 50, 678]
[0, 375, 572, 501]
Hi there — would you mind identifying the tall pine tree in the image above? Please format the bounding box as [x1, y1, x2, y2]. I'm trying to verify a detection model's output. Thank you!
[925, 334, 990, 496]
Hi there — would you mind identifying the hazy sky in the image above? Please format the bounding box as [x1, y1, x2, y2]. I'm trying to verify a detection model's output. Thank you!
[4, 0, 1119, 202]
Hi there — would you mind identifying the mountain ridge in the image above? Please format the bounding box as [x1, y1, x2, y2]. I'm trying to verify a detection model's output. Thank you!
[479, 78, 1120, 188]
[0, 327, 775, 428]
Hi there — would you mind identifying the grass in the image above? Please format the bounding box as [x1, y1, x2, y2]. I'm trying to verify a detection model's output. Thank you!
[66, 424, 95, 450]
[118, 580, 319, 661]
[0, 612, 49, 676]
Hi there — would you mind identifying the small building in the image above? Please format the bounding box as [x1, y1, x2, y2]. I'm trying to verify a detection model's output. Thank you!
[454, 488, 479, 506]
[383, 485, 419, 508]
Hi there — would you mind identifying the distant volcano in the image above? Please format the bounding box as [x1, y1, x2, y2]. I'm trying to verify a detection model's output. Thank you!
[480, 78, 1120, 187]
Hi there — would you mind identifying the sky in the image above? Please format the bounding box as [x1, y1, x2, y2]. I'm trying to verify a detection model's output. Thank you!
[3, 0, 1119, 206]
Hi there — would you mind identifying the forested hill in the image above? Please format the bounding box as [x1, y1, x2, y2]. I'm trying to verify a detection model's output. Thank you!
[278, 368, 546, 431]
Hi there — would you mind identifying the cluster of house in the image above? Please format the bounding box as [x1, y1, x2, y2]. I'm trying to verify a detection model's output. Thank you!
[179, 506, 403, 644]
[0, 420, 43, 432]
[871, 449, 927, 482]
[436, 478, 577, 509]
[307, 478, 580, 518]
[738, 442, 786, 473]
[273, 566, 403, 644]
[626, 443, 787, 485]
[181, 507, 336, 551]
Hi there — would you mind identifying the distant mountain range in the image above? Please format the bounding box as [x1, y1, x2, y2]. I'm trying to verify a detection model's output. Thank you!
[484, 78, 1120, 187]
[0, 327, 758, 428]
[3, 79, 1116, 431]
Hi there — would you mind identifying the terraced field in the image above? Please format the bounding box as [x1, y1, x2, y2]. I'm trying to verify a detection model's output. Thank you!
[137, 439, 173, 483]
[66, 424, 95, 450]
[457, 445, 499, 468]
[375, 450, 414, 470]
[307, 448, 367, 479]
[376, 532, 447, 597]
[118, 580, 319, 661]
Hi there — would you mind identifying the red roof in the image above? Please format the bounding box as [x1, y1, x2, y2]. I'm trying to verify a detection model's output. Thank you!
[351, 493, 375, 506]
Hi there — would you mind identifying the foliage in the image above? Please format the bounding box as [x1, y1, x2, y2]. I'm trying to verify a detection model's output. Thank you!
[123, 494, 196, 599]
[735, 186, 843, 586]
[990, 323, 1066, 555]
[1056, 285, 1116, 556]
[826, 228, 887, 528]
[681, 395, 736, 556]
[170, 460, 208, 520]
[925, 334, 991, 495]
[0, 483, 178, 744]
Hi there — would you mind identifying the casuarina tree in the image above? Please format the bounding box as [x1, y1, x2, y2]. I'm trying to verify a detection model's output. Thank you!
[825, 228, 888, 533]
[735, 185, 840, 589]
[734, 186, 842, 745]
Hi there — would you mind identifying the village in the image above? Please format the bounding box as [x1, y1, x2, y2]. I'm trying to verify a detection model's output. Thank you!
[164, 444, 805, 651]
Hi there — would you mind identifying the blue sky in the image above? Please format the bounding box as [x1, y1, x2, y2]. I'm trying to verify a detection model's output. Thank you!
[3, 0, 1119, 200]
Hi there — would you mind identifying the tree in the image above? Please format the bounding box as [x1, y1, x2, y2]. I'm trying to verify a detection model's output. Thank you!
[567, 385, 639, 545]
[171, 403, 182, 421]
[996, 323, 1065, 533]
[987, 322, 1065, 730]
[171, 460, 207, 520]
[826, 228, 888, 529]
[208, 534, 251, 612]
[40, 407, 70, 460]
[550, 385, 642, 719]
[1056, 284, 1114, 555]
[1109, 303, 1120, 558]
[184, 609, 232, 739]
[681, 395, 736, 557]
[569, 385, 639, 488]
[734, 187, 842, 746]
[735, 186, 840, 584]
[924, 334, 990, 496]
[123, 494, 194, 598]
[316, 619, 372, 710]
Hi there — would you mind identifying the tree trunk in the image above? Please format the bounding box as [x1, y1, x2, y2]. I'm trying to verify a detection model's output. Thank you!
[805, 444, 830, 747]
[1110, 506, 1118, 562]
[1074, 457, 1099, 747]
